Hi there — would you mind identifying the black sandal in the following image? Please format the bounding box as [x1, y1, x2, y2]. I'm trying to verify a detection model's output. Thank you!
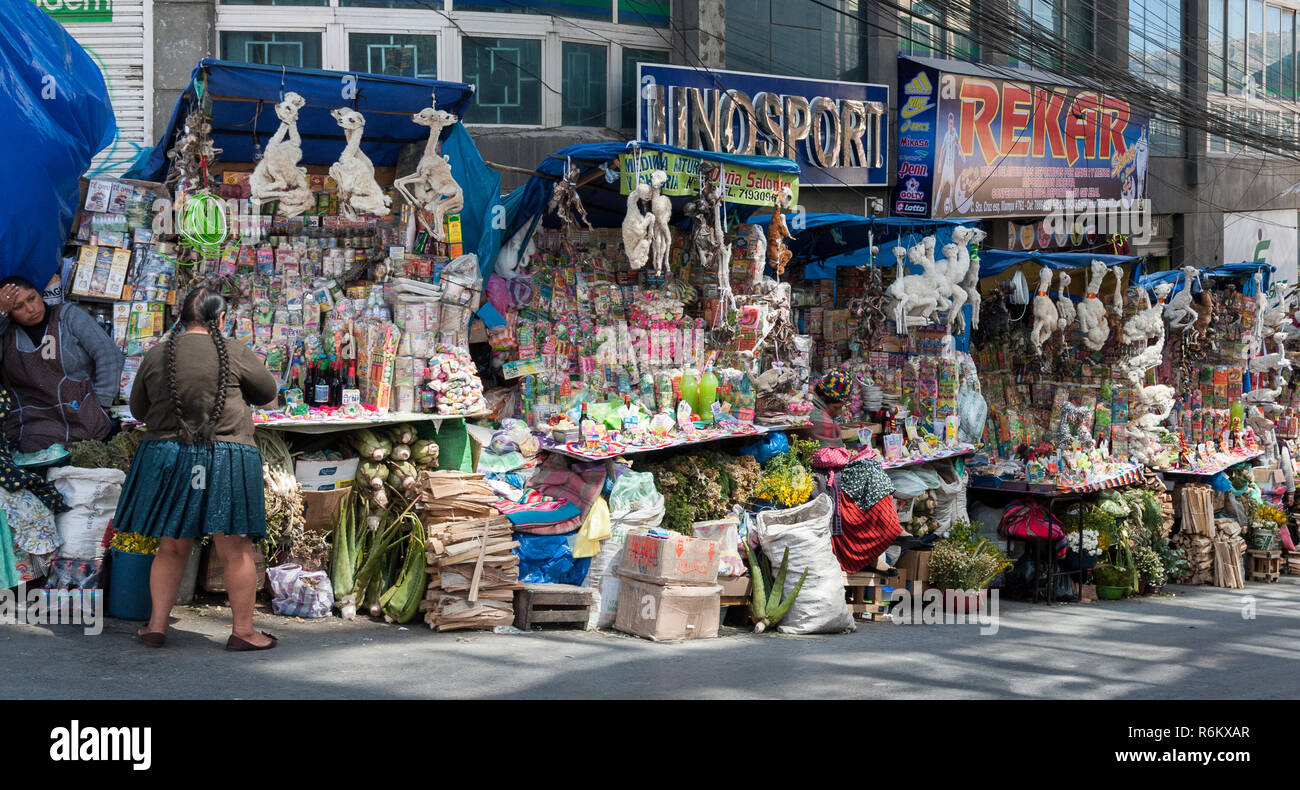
[136, 628, 166, 648]
[225, 631, 277, 652]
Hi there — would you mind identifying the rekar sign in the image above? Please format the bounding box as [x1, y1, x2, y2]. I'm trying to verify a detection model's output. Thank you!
[893, 57, 1149, 219]
[637, 63, 889, 187]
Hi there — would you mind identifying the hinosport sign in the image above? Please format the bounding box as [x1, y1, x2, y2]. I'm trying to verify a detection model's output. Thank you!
[637, 64, 889, 187]
[33, 0, 113, 23]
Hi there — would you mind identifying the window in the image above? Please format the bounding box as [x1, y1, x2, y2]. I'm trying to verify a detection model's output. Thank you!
[727, 0, 872, 81]
[349, 33, 437, 80]
[562, 42, 607, 127]
[1130, 0, 1183, 156]
[220, 0, 327, 5]
[620, 47, 669, 129]
[897, 0, 977, 60]
[461, 37, 543, 124]
[456, 0, 612, 21]
[340, 0, 442, 6]
[1211, 0, 1225, 92]
[1249, 0, 1265, 92]
[619, 0, 670, 26]
[1229, 0, 1246, 92]
[1283, 10, 1296, 98]
[220, 31, 323, 69]
[1009, 0, 1094, 70]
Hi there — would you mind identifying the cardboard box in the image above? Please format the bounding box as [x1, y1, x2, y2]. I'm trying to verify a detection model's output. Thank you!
[895, 548, 931, 582]
[614, 577, 722, 641]
[716, 575, 751, 598]
[295, 458, 359, 491]
[1251, 467, 1283, 487]
[620, 532, 720, 586]
[301, 488, 351, 534]
[201, 544, 266, 593]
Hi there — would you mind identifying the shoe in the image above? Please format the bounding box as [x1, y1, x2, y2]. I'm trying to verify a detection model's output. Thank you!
[892, 535, 930, 550]
[135, 628, 166, 648]
[226, 631, 277, 652]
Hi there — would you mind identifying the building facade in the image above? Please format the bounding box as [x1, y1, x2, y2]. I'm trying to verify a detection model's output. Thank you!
[45, 0, 1300, 275]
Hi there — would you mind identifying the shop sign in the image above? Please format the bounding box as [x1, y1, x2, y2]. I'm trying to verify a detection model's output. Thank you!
[1224, 210, 1298, 284]
[502, 356, 546, 380]
[617, 149, 799, 207]
[892, 58, 1150, 219]
[636, 64, 888, 187]
[32, 0, 113, 23]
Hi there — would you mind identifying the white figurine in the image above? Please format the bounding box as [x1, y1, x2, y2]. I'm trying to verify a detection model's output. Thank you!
[936, 241, 969, 332]
[649, 170, 674, 276]
[329, 108, 391, 218]
[622, 182, 654, 271]
[1077, 260, 1112, 351]
[747, 223, 767, 291]
[1122, 282, 1171, 345]
[494, 225, 535, 280]
[1030, 266, 1060, 355]
[887, 239, 952, 330]
[1056, 271, 1077, 334]
[1110, 265, 1125, 316]
[249, 92, 312, 218]
[1164, 265, 1199, 334]
[394, 107, 462, 238]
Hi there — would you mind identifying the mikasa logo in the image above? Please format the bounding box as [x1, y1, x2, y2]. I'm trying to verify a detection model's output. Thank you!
[49, 721, 151, 771]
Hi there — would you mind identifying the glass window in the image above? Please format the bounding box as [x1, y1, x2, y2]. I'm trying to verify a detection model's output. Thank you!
[898, 0, 977, 60]
[1130, 0, 1182, 156]
[339, 0, 442, 6]
[1211, 0, 1226, 93]
[1266, 5, 1282, 96]
[349, 33, 437, 80]
[1228, 0, 1247, 92]
[619, 0, 670, 26]
[220, 31, 323, 69]
[461, 37, 543, 125]
[456, 0, 612, 21]
[220, 1, 327, 5]
[1284, 9, 1297, 99]
[620, 47, 669, 129]
[562, 42, 607, 127]
[1249, 0, 1264, 93]
[729, 0, 870, 80]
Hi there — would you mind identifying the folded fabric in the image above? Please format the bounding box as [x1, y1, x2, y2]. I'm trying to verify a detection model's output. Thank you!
[499, 503, 583, 526]
[839, 458, 895, 511]
[512, 516, 583, 535]
[532, 454, 606, 520]
[572, 497, 612, 559]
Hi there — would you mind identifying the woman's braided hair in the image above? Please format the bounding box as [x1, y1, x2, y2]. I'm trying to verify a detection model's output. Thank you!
[165, 287, 230, 445]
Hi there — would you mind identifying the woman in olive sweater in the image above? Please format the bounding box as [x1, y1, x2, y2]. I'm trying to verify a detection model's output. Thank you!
[115, 287, 280, 651]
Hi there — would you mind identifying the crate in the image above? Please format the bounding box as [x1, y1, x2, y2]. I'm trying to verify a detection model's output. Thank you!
[844, 570, 910, 622]
[1247, 550, 1282, 583]
[513, 583, 594, 630]
[1286, 551, 1300, 576]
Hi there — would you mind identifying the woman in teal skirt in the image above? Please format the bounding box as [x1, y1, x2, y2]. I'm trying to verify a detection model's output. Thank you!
[116, 287, 279, 650]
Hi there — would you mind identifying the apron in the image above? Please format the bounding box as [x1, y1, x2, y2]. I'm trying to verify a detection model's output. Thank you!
[3, 304, 110, 453]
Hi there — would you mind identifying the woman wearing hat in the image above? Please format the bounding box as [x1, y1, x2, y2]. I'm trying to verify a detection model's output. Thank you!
[808, 368, 852, 447]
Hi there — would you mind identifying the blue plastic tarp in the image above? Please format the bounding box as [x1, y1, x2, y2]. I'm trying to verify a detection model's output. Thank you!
[513, 531, 591, 586]
[978, 250, 1139, 280]
[501, 141, 799, 240]
[0, 3, 116, 286]
[128, 59, 503, 281]
[1134, 262, 1273, 295]
[747, 214, 975, 274]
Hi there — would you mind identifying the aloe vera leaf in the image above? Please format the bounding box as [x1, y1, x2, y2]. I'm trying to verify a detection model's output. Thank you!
[766, 568, 809, 625]
[768, 547, 791, 613]
[745, 543, 767, 624]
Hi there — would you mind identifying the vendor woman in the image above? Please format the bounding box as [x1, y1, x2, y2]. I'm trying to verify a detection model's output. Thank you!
[0, 276, 123, 452]
[808, 368, 852, 448]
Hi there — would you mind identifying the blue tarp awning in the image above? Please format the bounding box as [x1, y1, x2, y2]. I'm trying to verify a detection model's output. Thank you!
[129, 59, 475, 181]
[1, 3, 116, 286]
[1135, 261, 1274, 295]
[128, 59, 502, 281]
[978, 250, 1140, 280]
[747, 213, 975, 278]
[501, 141, 799, 240]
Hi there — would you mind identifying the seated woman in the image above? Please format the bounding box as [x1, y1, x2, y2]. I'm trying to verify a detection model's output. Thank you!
[0, 276, 124, 453]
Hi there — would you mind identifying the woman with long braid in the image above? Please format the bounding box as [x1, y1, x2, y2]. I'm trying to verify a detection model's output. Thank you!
[114, 287, 279, 650]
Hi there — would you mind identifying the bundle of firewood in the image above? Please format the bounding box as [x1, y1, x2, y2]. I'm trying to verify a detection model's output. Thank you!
[1141, 470, 1175, 530]
[420, 515, 523, 631]
[413, 470, 499, 521]
[1172, 532, 1215, 584]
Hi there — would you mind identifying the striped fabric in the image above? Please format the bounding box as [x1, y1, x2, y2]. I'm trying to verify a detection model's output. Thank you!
[831, 491, 903, 573]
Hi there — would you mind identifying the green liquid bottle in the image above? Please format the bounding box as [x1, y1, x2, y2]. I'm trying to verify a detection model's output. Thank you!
[680, 368, 700, 417]
[698, 366, 719, 419]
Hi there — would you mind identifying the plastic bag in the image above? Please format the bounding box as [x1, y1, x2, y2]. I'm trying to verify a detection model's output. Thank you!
[47, 467, 124, 561]
[514, 531, 591, 585]
[886, 466, 940, 498]
[588, 472, 666, 627]
[956, 382, 988, 444]
[608, 471, 663, 517]
[267, 563, 334, 618]
[691, 519, 743, 576]
[739, 431, 790, 465]
[930, 460, 968, 530]
[755, 493, 856, 634]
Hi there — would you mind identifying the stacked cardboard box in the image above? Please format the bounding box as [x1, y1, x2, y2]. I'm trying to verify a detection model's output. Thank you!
[614, 532, 722, 641]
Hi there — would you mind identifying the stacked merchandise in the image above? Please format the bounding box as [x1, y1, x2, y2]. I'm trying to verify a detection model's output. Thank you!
[1211, 517, 1247, 588]
[65, 177, 175, 401]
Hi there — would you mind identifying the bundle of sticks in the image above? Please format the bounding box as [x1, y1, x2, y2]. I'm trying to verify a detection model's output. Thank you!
[420, 515, 523, 631]
[413, 471, 499, 522]
[1172, 532, 1215, 584]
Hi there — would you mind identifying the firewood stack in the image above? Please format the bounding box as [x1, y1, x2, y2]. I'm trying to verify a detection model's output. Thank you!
[420, 515, 523, 631]
[1172, 532, 1214, 584]
[1211, 518, 1246, 589]
[1141, 470, 1175, 531]
[413, 470, 499, 522]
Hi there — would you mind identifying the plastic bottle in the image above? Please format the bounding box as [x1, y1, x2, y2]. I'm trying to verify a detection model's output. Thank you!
[680, 367, 700, 417]
[698, 365, 719, 418]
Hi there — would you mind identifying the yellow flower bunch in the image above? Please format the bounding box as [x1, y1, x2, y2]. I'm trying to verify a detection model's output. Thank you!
[111, 532, 160, 555]
[1255, 505, 1287, 529]
[756, 463, 814, 507]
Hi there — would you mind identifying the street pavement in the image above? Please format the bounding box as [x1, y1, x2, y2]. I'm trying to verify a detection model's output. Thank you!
[2, 579, 1297, 699]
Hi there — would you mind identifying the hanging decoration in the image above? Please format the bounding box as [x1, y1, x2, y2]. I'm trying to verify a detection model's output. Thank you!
[329, 108, 392, 219]
[249, 92, 312, 218]
[394, 107, 463, 239]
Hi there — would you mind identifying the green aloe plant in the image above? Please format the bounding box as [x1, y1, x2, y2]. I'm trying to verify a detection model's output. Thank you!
[744, 544, 809, 633]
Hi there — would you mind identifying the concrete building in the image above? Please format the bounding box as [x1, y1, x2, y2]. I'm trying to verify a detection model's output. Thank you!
[40, 0, 1300, 277]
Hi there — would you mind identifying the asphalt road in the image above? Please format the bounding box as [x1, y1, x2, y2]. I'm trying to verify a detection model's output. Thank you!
[2, 579, 1297, 700]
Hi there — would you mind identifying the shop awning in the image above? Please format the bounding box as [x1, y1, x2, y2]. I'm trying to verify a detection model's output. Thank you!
[978, 250, 1140, 280]
[1, 2, 116, 287]
[746, 214, 976, 278]
[129, 59, 476, 181]
[501, 141, 799, 241]
[1134, 261, 1274, 295]
[127, 59, 502, 282]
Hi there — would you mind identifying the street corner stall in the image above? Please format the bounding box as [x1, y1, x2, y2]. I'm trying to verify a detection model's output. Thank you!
[45, 57, 510, 625]
[0, 1, 122, 607]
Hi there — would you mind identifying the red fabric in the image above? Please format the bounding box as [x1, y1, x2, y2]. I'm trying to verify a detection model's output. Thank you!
[832, 492, 903, 573]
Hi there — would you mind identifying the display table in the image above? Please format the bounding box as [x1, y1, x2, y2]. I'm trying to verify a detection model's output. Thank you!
[253, 412, 489, 435]
[1156, 450, 1263, 478]
[880, 444, 976, 471]
[541, 425, 769, 462]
